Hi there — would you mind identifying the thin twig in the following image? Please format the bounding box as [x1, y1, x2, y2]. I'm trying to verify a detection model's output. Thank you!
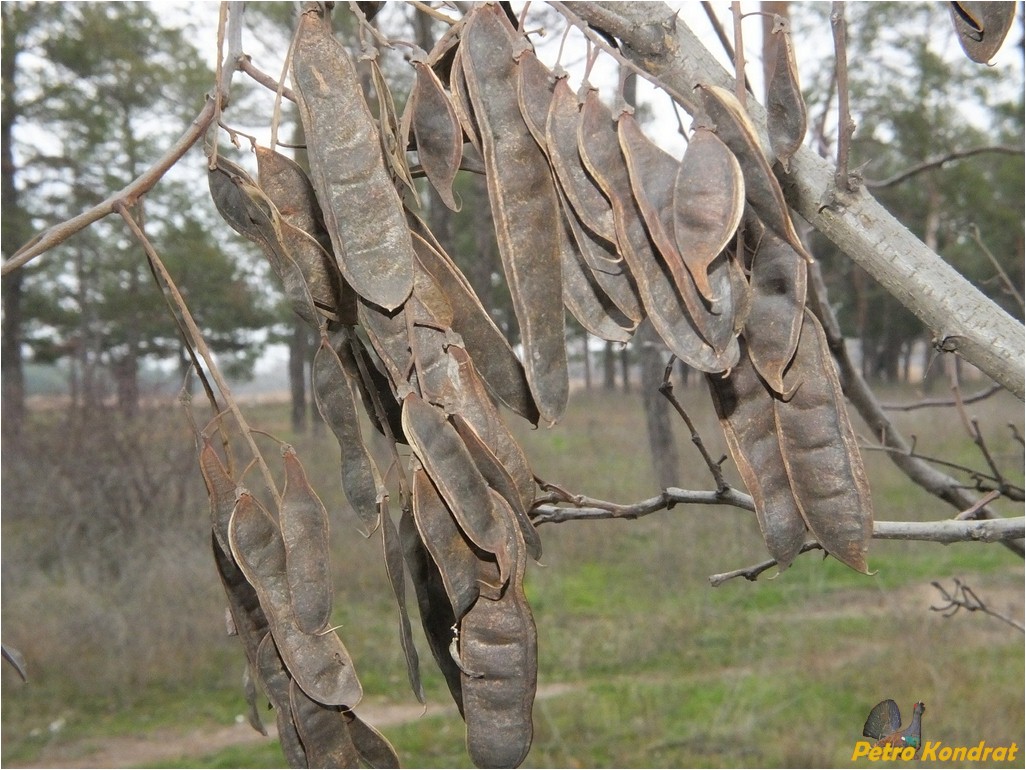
[967, 222, 1025, 311]
[700, 1, 752, 95]
[862, 443, 1024, 501]
[659, 356, 729, 492]
[730, 2, 746, 107]
[879, 383, 1003, 411]
[931, 579, 1024, 632]
[866, 145, 1023, 189]
[830, 1, 856, 192]
[954, 489, 1002, 520]
[115, 203, 282, 509]
[239, 56, 297, 102]
[709, 543, 824, 586]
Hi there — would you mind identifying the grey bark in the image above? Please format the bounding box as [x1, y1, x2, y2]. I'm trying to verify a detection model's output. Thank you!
[563, 1, 1025, 399]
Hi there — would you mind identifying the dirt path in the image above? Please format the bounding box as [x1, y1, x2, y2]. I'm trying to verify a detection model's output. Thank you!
[17, 683, 580, 769]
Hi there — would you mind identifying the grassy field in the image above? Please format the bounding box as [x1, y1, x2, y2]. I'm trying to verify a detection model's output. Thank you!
[2, 382, 1022, 768]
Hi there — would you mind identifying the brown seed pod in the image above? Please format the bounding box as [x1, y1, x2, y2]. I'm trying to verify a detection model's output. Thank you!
[402, 392, 512, 586]
[371, 57, 418, 201]
[950, 1, 1016, 63]
[774, 311, 874, 574]
[673, 128, 745, 303]
[279, 446, 333, 635]
[255, 633, 308, 769]
[697, 84, 812, 264]
[619, 112, 737, 354]
[406, 59, 464, 211]
[515, 47, 554, 147]
[459, 495, 537, 770]
[313, 335, 386, 533]
[229, 491, 363, 707]
[346, 709, 401, 769]
[380, 501, 425, 704]
[577, 89, 739, 373]
[291, 4, 414, 311]
[409, 219, 539, 425]
[212, 532, 269, 671]
[744, 223, 807, 395]
[399, 507, 465, 714]
[765, 15, 807, 172]
[706, 343, 807, 570]
[289, 679, 362, 768]
[199, 438, 237, 560]
[461, 4, 568, 424]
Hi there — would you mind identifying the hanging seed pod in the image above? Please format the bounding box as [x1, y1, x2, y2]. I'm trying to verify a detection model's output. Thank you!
[460, 495, 537, 770]
[380, 501, 425, 704]
[289, 679, 362, 768]
[402, 392, 512, 586]
[212, 532, 269, 670]
[744, 223, 807, 395]
[399, 508, 465, 714]
[199, 439, 237, 560]
[697, 84, 812, 264]
[949, 2, 1016, 63]
[774, 311, 873, 573]
[279, 446, 333, 635]
[515, 48, 555, 147]
[706, 344, 807, 570]
[450, 44, 482, 154]
[461, 4, 568, 424]
[673, 128, 745, 303]
[229, 491, 363, 707]
[336, 332, 406, 443]
[765, 15, 806, 172]
[371, 57, 419, 201]
[313, 334, 386, 533]
[406, 58, 464, 211]
[256, 634, 308, 769]
[358, 298, 413, 393]
[347, 709, 401, 769]
[578, 89, 738, 373]
[291, 4, 414, 311]
[409, 218, 540, 425]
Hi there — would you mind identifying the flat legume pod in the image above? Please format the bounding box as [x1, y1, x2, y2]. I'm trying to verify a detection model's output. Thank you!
[697, 85, 812, 264]
[619, 113, 736, 353]
[408, 221, 539, 424]
[578, 89, 738, 373]
[765, 18, 806, 173]
[255, 633, 308, 769]
[744, 224, 807, 395]
[399, 508, 465, 714]
[950, 1, 1016, 63]
[462, 4, 568, 424]
[199, 439, 237, 561]
[412, 464, 502, 618]
[291, 4, 414, 311]
[313, 335, 385, 533]
[380, 500, 425, 704]
[346, 710, 401, 769]
[212, 532, 269, 670]
[408, 59, 463, 211]
[229, 491, 364, 707]
[672, 128, 745, 303]
[460, 493, 537, 769]
[280, 446, 333, 635]
[358, 299, 413, 393]
[774, 311, 873, 573]
[706, 343, 807, 570]
[290, 679, 362, 768]
[338, 332, 406, 444]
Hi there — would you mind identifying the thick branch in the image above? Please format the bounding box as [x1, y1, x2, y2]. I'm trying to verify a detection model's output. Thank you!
[563, 1, 1025, 400]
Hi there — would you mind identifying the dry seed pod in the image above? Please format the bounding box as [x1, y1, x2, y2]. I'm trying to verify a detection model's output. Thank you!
[256, 633, 308, 768]
[950, 2, 1016, 63]
[546, 77, 619, 246]
[371, 57, 419, 201]
[346, 710, 401, 769]
[336, 332, 406, 444]
[199, 439, 237, 560]
[578, 89, 739, 373]
[619, 113, 736, 353]
[412, 465, 501, 619]
[407, 59, 463, 211]
[774, 311, 873, 573]
[358, 299, 414, 392]
[229, 491, 363, 707]
[706, 344, 807, 570]
[380, 501, 425, 704]
[254, 146, 324, 235]
[462, 4, 568, 424]
[403, 391, 512, 586]
[212, 532, 270, 670]
[242, 664, 267, 737]
[313, 335, 386, 533]
[673, 128, 745, 303]
[765, 16, 807, 172]
[450, 44, 482, 154]
[515, 48, 554, 148]
[460, 495, 537, 770]
[291, 4, 414, 311]
[399, 508, 465, 713]
[289, 679, 362, 768]
[409, 217, 540, 425]
[697, 84, 812, 264]
[744, 224, 807, 395]
[280, 446, 333, 635]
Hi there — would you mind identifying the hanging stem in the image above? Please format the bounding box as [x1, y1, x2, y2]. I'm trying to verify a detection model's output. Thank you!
[831, 1, 856, 192]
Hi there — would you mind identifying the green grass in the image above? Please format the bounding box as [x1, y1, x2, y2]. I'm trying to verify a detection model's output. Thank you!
[2, 386, 1022, 768]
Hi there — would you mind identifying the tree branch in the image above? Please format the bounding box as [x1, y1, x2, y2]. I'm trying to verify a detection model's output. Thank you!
[562, 1, 1025, 400]
[866, 145, 1024, 189]
[880, 383, 1003, 411]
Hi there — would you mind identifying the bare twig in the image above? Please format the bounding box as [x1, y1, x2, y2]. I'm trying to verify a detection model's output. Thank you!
[830, 1, 856, 192]
[880, 383, 1003, 411]
[730, 2, 745, 106]
[239, 56, 297, 102]
[866, 145, 1023, 189]
[699, 1, 752, 95]
[931, 579, 1024, 632]
[709, 543, 824, 586]
[659, 356, 729, 492]
[954, 489, 1002, 520]
[115, 203, 282, 508]
[863, 442, 1024, 501]
[967, 222, 1025, 311]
